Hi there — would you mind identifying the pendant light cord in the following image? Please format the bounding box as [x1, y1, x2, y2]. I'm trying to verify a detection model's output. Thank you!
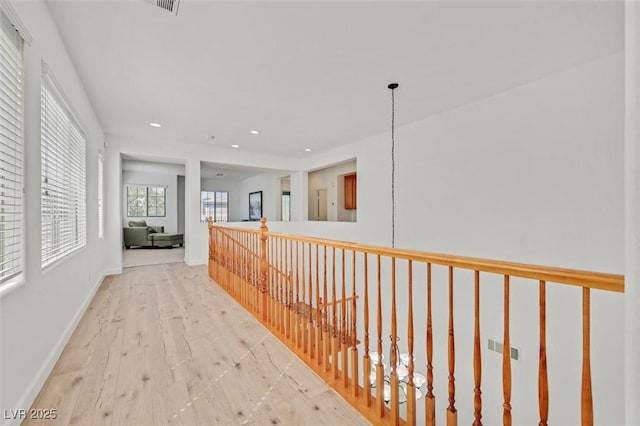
[388, 83, 398, 248]
[391, 88, 396, 248]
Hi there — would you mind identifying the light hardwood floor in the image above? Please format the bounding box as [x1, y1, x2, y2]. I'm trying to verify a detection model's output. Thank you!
[122, 247, 185, 268]
[25, 263, 369, 425]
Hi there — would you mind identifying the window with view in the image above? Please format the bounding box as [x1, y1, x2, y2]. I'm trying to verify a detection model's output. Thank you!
[127, 185, 166, 217]
[201, 191, 228, 222]
[41, 64, 87, 268]
[0, 11, 24, 283]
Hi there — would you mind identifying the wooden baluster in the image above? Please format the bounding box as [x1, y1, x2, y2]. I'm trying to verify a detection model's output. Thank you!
[406, 260, 416, 425]
[426, 262, 435, 425]
[269, 238, 274, 325]
[296, 240, 301, 349]
[316, 244, 322, 366]
[278, 238, 282, 332]
[228, 232, 232, 287]
[503, 275, 512, 426]
[375, 254, 384, 418]
[289, 240, 294, 340]
[301, 242, 307, 354]
[539, 280, 548, 426]
[332, 247, 339, 380]
[447, 266, 457, 426]
[255, 234, 259, 310]
[582, 287, 593, 426]
[351, 250, 358, 398]
[308, 243, 314, 360]
[363, 253, 371, 406]
[342, 249, 349, 387]
[323, 246, 330, 372]
[390, 257, 399, 425]
[285, 239, 290, 339]
[473, 270, 482, 426]
[276, 238, 281, 330]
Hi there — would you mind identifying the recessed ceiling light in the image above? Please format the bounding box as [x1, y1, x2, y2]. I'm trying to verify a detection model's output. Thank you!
[305, 148, 312, 152]
[149, 122, 161, 128]
[250, 130, 260, 135]
[231, 144, 240, 148]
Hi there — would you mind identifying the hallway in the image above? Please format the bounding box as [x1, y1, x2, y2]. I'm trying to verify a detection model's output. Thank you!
[25, 263, 368, 425]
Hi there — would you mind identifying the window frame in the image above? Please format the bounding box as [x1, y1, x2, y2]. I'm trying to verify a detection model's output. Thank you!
[200, 190, 229, 222]
[97, 152, 104, 238]
[0, 9, 25, 288]
[126, 184, 166, 218]
[40, 63, 87, 269]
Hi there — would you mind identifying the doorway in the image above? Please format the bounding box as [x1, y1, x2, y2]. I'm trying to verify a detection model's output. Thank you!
[316, 189, 328, 221]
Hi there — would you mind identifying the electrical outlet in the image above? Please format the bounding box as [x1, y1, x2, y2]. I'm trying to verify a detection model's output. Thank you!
[488, 338, 519, 361]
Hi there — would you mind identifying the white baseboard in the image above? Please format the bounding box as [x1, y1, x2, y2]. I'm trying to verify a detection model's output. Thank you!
[103, 268, 122, 276]
[3, 272, 106, 426]
[185, 258, 207, 266]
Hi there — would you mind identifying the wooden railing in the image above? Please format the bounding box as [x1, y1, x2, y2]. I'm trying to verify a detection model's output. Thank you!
[208, 218, 624, 425]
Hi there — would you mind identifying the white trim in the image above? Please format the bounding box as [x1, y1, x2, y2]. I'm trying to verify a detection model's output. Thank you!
[41, 61, 87, 139]
[104, 268, 122, 276]
[0, 0, 32, 45]
[4, 272, 105, 425]
[186, 258, 206, 266]
[0, 274, 25, 299]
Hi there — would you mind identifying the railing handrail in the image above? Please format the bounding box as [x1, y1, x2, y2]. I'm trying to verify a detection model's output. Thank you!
[211, 222, 624, 293]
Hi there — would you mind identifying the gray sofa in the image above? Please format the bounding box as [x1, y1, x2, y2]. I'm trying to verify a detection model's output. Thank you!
[123, 220, 184, 249]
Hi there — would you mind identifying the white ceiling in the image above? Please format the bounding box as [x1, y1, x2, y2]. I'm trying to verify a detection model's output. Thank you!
[200, 161, 287, 180]
[47, 1, 623, 159]
[122, 158, 185, 175]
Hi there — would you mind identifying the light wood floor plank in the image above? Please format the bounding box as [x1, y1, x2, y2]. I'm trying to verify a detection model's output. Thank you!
[26, 263, 369, 425]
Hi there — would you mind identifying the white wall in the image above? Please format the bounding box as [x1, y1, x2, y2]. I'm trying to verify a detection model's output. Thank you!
[200, 178, 242, 221]
[122, 169, 179, 233]
[625, 2, 640, 425]
[308, 160, 357, 222]
[279, 53, 624, 425]
[239, 173, 285, 221]
[396, 53, 623, 426]
[0, 1, 106, 421]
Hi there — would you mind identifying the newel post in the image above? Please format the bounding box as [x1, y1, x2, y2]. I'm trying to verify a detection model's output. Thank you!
[259, 217, 269, 321]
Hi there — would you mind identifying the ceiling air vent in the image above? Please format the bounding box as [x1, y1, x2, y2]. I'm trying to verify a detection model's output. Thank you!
[146, 0, 181, 15]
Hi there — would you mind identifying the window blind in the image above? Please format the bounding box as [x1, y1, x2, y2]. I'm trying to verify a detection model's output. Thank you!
[0, 11, 24, 283]
[41, 65, 87, 268]
[98, 152, 104, 239]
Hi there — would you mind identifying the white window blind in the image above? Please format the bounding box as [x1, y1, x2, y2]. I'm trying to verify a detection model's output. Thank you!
[97, 152, 104, 239]
[41, 65, 87, 268]
[0, 10, 24, 283]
